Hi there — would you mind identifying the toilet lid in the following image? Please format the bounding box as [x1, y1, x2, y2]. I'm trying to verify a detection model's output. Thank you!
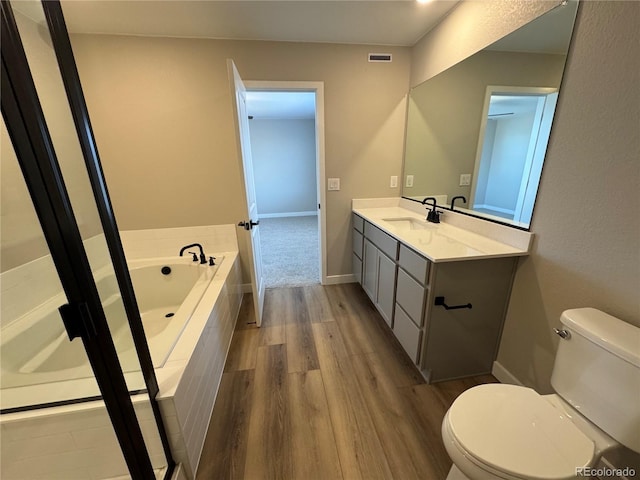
[448, 384, 595, 480]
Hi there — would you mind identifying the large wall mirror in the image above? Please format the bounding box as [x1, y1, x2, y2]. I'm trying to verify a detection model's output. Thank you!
[402, 1, 579, 229]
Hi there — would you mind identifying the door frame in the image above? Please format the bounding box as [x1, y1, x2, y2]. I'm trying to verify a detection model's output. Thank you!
[244, 80, 327, 285]
[469, 85, 558, 216]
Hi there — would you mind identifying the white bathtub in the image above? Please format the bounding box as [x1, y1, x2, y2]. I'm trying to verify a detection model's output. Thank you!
[0, 256, 222, 411]
[1, 247, 242, 479]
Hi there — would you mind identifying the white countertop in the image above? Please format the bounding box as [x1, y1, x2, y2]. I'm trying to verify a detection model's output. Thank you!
[353, 201, 532, 263]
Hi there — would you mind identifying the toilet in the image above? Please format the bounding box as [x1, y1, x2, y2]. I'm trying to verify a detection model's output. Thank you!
[442, 308, 640, 480]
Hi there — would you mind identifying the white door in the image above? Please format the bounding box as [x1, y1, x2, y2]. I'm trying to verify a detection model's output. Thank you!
[227, 60, 265, 326]
[514, 92, 558, 224]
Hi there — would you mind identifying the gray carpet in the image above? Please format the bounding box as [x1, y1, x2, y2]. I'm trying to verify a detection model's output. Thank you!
[258, 215, 320, 288]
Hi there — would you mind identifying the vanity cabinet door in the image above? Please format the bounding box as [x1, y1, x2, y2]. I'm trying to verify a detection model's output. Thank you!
[421, 257, 516, 383]
[362, 238, 378, 302]
[362, 238, 396, 327]
[376, 251, 396, 327]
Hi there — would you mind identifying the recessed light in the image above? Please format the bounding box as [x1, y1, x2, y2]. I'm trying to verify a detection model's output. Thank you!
[417, 0, 433, 4]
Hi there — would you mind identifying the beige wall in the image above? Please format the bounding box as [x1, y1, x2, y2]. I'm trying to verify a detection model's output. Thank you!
[497, 0, 640, 392]
[2, 11, 103, 273]
[71, 36, 410, 279]
[410, 0, 555, 87]
[0, 121, 50, 272]
[67, 1, 639, 398]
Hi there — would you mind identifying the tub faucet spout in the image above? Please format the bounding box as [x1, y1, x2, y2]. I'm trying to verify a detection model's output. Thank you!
[180, 243, 207, 264]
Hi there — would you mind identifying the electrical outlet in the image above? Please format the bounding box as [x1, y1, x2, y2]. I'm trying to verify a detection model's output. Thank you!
[328, 178, 340, 191]
[390, 176, 398, 188]
[460, 174, 471, 186]
[406, 175, 414, 187]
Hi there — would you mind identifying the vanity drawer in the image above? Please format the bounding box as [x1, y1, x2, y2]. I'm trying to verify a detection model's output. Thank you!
[396, 268, 425, 326]
[353, 229, 363, 259]
[364, 222, 398, 260]
[353, 213, 364, 233]
[398, 244, 430, 285]
[393, 304, 422, 363]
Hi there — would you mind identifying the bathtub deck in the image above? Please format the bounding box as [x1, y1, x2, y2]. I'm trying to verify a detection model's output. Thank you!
[196, 284, 495, 479]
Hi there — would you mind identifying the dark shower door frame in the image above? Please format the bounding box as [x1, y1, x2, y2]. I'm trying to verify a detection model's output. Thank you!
[1, 1, 174, 478]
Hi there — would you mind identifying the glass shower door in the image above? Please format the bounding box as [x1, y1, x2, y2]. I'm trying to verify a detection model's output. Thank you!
[10, 0, 149, 400]
[1, 1, 172, 478]
[1, 118, 162, 479]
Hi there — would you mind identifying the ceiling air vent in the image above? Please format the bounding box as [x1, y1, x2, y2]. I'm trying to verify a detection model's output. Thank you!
[368, 53, 392, 63]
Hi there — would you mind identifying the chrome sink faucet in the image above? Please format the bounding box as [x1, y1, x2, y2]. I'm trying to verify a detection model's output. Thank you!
[421, 197, 441, 223]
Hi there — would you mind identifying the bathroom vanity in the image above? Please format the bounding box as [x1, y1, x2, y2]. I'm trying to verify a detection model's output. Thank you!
[352, 198, 532, 383]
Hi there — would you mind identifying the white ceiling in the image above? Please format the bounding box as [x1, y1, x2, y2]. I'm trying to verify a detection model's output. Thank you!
[58, 0, 461, 47]
[14, 0, 576, 120]
[51, 0, 462, 121]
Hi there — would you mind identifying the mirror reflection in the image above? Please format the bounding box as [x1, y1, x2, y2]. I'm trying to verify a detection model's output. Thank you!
[402, 1, 578, 229]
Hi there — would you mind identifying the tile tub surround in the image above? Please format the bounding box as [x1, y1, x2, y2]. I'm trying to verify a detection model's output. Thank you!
[119, 224, 238, 261]
[0, 395, 167, 480]
[122, 224, 245, 478]
[352, 198, 533, 262]
[1, 225, 243, 480]
[0, 224, 236, 330]
[0, 252, 242, 480]
[156, 251, 243, 479]
[0, 234, 112, 330]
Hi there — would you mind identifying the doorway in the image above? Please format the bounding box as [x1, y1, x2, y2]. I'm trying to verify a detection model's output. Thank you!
[244, 82, 326, 288]
[470, 86, 558, 225]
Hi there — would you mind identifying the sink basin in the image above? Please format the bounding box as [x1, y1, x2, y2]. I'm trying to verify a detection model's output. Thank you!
[382, 217, 434, 230]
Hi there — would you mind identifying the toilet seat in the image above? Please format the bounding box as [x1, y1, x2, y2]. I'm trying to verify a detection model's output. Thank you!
[445, 384, 595, 480]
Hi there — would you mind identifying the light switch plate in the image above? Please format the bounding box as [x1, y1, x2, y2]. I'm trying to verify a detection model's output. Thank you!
[390, 176, 398, 188]
[406, 175, 414, 187]
[460, 174, 471, 186]
[328, 178, 340, 191]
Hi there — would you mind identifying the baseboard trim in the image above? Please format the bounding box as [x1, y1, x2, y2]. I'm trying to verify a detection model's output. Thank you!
[474, 204, 515, 215]
[244, 276, 354, 289]
[323, 274, 356, 285]
[491, 361, 523, 385]
[258, 211, 318, 219]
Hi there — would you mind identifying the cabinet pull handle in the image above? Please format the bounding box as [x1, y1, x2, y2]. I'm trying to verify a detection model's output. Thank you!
[434, 296, 472, 310]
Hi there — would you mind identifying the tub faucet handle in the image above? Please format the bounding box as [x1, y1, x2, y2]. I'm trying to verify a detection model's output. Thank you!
[209, 256, 216, 266]
[180, 243, 206, 263]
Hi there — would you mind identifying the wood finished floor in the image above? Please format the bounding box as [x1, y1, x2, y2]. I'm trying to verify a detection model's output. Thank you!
[196, 284, 496, 480]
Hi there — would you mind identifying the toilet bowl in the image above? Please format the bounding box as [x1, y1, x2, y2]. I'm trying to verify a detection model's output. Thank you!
[441, 384, 616, 480]
[441, 309, 640, 480]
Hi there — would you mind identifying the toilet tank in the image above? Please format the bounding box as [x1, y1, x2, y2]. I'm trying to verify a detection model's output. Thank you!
[551, 308, 640, 453]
